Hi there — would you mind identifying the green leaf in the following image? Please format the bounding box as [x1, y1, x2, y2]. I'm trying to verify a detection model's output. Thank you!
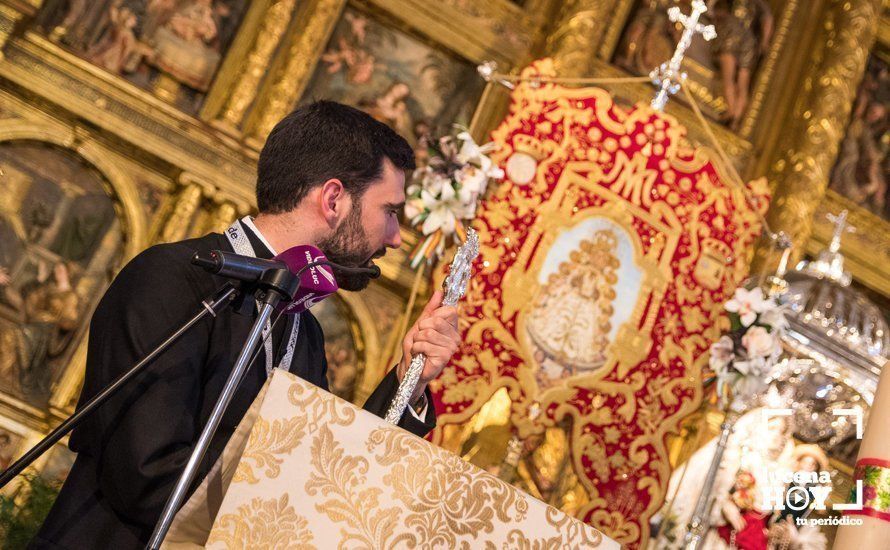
[729, 314, 743, 332]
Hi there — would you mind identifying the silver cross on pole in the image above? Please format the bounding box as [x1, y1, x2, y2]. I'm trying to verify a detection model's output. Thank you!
[826, 209, 856, 253]
[650, 0, 717, 111]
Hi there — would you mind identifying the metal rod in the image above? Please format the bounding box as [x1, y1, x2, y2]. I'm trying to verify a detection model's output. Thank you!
[0, 284, 238, 490]
[147, 301, 277, 549]
[683, 415, 737, 549]
[385, 353, 425, 424]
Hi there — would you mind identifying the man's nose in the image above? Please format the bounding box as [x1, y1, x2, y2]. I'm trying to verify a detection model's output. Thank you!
[386, 227, 402, 249]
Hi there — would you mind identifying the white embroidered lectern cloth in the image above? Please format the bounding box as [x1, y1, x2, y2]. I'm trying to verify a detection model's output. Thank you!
[162, 369, 619, 548]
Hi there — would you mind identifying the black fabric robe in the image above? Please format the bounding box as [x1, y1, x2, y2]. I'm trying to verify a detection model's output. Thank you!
[30, 227, 434, 549]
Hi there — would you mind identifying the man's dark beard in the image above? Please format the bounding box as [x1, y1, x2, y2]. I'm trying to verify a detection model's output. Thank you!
[317, 202, 383, 291]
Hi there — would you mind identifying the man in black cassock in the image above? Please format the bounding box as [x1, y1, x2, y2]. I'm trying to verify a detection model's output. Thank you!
[31, 101, 460, 549]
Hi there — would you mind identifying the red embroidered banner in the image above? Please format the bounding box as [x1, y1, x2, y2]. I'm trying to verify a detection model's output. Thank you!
[429, 59, 768, 547]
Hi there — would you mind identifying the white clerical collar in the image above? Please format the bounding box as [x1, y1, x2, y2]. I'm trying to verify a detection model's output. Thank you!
[241, 216, 278, 256]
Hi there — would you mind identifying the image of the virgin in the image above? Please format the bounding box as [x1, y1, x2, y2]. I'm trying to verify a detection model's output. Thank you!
[523, 217, 643, 383]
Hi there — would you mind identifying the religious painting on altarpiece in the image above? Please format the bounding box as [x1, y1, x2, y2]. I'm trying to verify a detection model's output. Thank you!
[828, 53, 889, 224]
[0, 141, 122, 409]
[614, 0, 783, 130]
[300, 6, 486, 160]
[34, 0, 250, 115]
[0, 424, 25, 474]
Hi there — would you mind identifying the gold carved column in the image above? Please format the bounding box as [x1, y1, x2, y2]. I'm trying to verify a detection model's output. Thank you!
[154, 175, 209, 244]
[758, 0, 881, 270]
[202, 0, 298, 133]
[542, 0, 627, 76]
[245, 0, 347, 146]
[201, 197, 243, 235]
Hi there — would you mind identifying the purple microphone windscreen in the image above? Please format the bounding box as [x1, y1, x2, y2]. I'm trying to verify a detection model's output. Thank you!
[273, 245, 338, 314]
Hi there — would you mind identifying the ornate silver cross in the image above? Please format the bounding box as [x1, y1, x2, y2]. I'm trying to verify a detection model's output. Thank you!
[385, 228, 480, 424]
[827, 209, 856, 253]
[650, 0, 717, 111]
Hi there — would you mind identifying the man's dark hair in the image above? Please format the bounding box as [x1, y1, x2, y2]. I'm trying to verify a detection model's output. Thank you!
[256, 100, 416, 214]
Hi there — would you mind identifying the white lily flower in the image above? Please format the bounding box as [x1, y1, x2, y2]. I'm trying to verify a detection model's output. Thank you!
[456, 132, 477, 161]
[725, 287, 770, 327]
[422, 205, 457, 236]
[404, 197, 425, 220]
[758, 304, 789, 332]
[439, 180, 456, 202]
[457, 184, 477, 205]
[420, 189, 437, 208]
[709, 335, 735, 371]
[457, 166, 488, 194]
[477, 141, 498, 155]
[423, 172, 450, 196]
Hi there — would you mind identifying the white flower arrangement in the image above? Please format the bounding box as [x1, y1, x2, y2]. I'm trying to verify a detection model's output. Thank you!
[709, 286, 788, 411]
[404, 129, 503, 267]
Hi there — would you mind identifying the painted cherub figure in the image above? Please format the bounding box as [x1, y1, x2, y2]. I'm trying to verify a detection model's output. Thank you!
[86, 3, 141, 74]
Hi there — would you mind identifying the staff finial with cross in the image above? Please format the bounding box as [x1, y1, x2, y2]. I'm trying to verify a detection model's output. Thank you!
[650, 0, 717, 111]
[826, 209, 856, 253]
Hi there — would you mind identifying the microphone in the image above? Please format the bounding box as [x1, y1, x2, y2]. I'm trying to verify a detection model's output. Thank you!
[192, 250, 380, 281]
[191, 250, 286, 282]
[192, 246, 381, 314]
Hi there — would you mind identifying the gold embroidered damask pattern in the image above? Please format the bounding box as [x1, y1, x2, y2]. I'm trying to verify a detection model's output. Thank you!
[232, 415, 307, 484]
[207, 494, 315, 550]
[200, 371, 618, 549]
[526, 230, 619, 373]
[287, 374, 356, 431]
[367, 427, 529, 547]
[305, 424, 401, 549]
[491, 507, 605, 549]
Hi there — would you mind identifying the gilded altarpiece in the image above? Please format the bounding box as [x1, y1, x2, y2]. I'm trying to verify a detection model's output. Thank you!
[810, 38, 890, 297]
[0, 0, 547, 499]
[0, 0, 884, 545]
[429, 60, 768, 547]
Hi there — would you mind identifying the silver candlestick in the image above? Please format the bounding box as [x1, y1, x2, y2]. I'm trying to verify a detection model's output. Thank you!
[385, 228, 480, 424]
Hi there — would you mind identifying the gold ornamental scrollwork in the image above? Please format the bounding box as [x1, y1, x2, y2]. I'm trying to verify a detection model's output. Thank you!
[543, 0, 626, 77]
[759, 0, 881, 269]
[304, 424, 401, 549]
[233, 415, 308, 485]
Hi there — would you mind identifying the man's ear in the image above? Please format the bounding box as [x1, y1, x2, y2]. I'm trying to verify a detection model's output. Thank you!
[318, 178, 348, 227]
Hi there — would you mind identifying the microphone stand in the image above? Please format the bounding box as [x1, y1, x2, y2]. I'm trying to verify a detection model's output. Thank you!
[0, 246, 366, 546]
[147, 264, 303, 549]
[0, 283, 239, 490]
